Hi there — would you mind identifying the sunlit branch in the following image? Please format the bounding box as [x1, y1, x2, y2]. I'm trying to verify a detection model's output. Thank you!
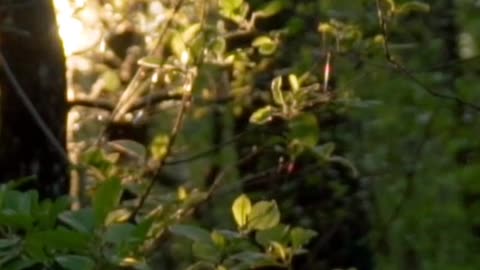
[68, 93, 233, 112]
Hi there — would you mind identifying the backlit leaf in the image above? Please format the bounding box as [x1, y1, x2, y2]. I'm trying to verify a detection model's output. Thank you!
[257, 0, 289, 17]
[250, 106, 274, 125]
[247, 201, 280, 231]
[290, 227, 317, 249]
[232, 194, 252, 228]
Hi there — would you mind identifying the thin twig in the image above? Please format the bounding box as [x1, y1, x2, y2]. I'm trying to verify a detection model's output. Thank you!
[374, 111, 436, 249]
[110, 0, 187, 122]
[374, 0, 480, 112]
[372, 0, 463, 249]
[164, 129, 251, 165]
[206, 147, 262, 198]
[129, 89, 191, 221]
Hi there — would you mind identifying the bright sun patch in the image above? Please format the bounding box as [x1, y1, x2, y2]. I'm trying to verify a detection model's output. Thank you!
[53, 0, 98, 55]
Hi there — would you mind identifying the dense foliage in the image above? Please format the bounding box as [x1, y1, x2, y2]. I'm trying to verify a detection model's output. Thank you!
[1, 0, 480, 269]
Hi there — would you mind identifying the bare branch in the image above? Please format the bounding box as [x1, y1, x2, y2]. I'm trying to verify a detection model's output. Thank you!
[374, 0, 480, 112]
[128, 70, 193, 221]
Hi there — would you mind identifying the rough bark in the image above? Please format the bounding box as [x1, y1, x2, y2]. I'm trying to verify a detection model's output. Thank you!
[0, 0, 68, 198]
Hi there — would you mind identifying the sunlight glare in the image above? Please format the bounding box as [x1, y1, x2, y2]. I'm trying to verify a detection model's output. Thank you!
[53, 0, 96, 55]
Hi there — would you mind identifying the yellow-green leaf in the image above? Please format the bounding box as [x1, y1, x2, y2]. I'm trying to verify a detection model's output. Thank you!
[395, 1, 430, 15]
[288, 74, 299, 92]
[247, 201, 280, 231]
[257, 0, 289, 17]
[290, 227, 317, 249]
[252, 36, 277, 55]
[271, 76, 284, 106]
[182, 23, 202, 44]
[137, 56, 162, 68]
[249, 106, 274, 125]
[270, 241, 288, 262]
[219, 0, 243, 10]
[100, 70, 121, 92]
[232, 194, 252, 228]
[170, 32, 187, 59]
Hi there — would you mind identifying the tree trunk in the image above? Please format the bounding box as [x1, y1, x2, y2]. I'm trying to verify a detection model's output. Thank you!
[0, 0, 68, 198]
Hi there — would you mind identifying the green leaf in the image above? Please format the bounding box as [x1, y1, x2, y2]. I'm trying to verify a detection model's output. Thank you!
[104, 223, 136, 245]
[129, 217, 154, 246]
[59, 208, 95, 233]
[105, 208, 131, 225]
[192, 242, 220, 263]
[270, 76, 284, 106]
[170, 31, 187, 59]
[384, 0, 396, 11]
[219, 0, 243, 11]
[252, 36, 277, 55]
[255, 224, 289, 247]
[288, 113, 319, 149]
[55, 255, 95, 270]
[0, 211, 34, 231]
[170, 224, 211, 243]
[317, 23, 335, 35]
[107, 139, 147, 162]
[249, 106, 274, 125]
[182, 23, 202, 44]
[270, 241, 288, 262]
[0, 238, 20, 249]
[238, 3, 250, 20]
[286, 17, 305, 35]
[3, 257, 37, 270]
[23, 233, 47, 261]
[226, 252, 278, 268]
[26, 228, 90, 252]
[186, 261, 216, 270]
[395, 1, 430, 15]
[312, 142, 335, 160]
[247, 201, 280, 231]
[211, 230, 226, 248]
[215, 229, 243, 240]
[329, 156, 359, 178]
[47, 196, 70, 227]
[150, 134, 170, 161]
[257, 0, 289, 17]
[100, 70, 121, 92]
[182, 190, 209, 207]
[93, 177, 123, 226]
[1, 190, 35, 215]
[212, 38, 226, 55]
[259, 43, 277, 55]
[252, 36, 273, 47]
[288, 74, 300, 92]
[137, 56, 163, 68]
[0, 250, 22, 268]
[83, 149, 112, 174]
[290, 227, 318, 249]
[231, 194, 252, 228]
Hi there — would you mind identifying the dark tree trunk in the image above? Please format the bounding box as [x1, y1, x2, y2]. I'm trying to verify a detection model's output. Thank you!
[0, 0, 68, 198]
